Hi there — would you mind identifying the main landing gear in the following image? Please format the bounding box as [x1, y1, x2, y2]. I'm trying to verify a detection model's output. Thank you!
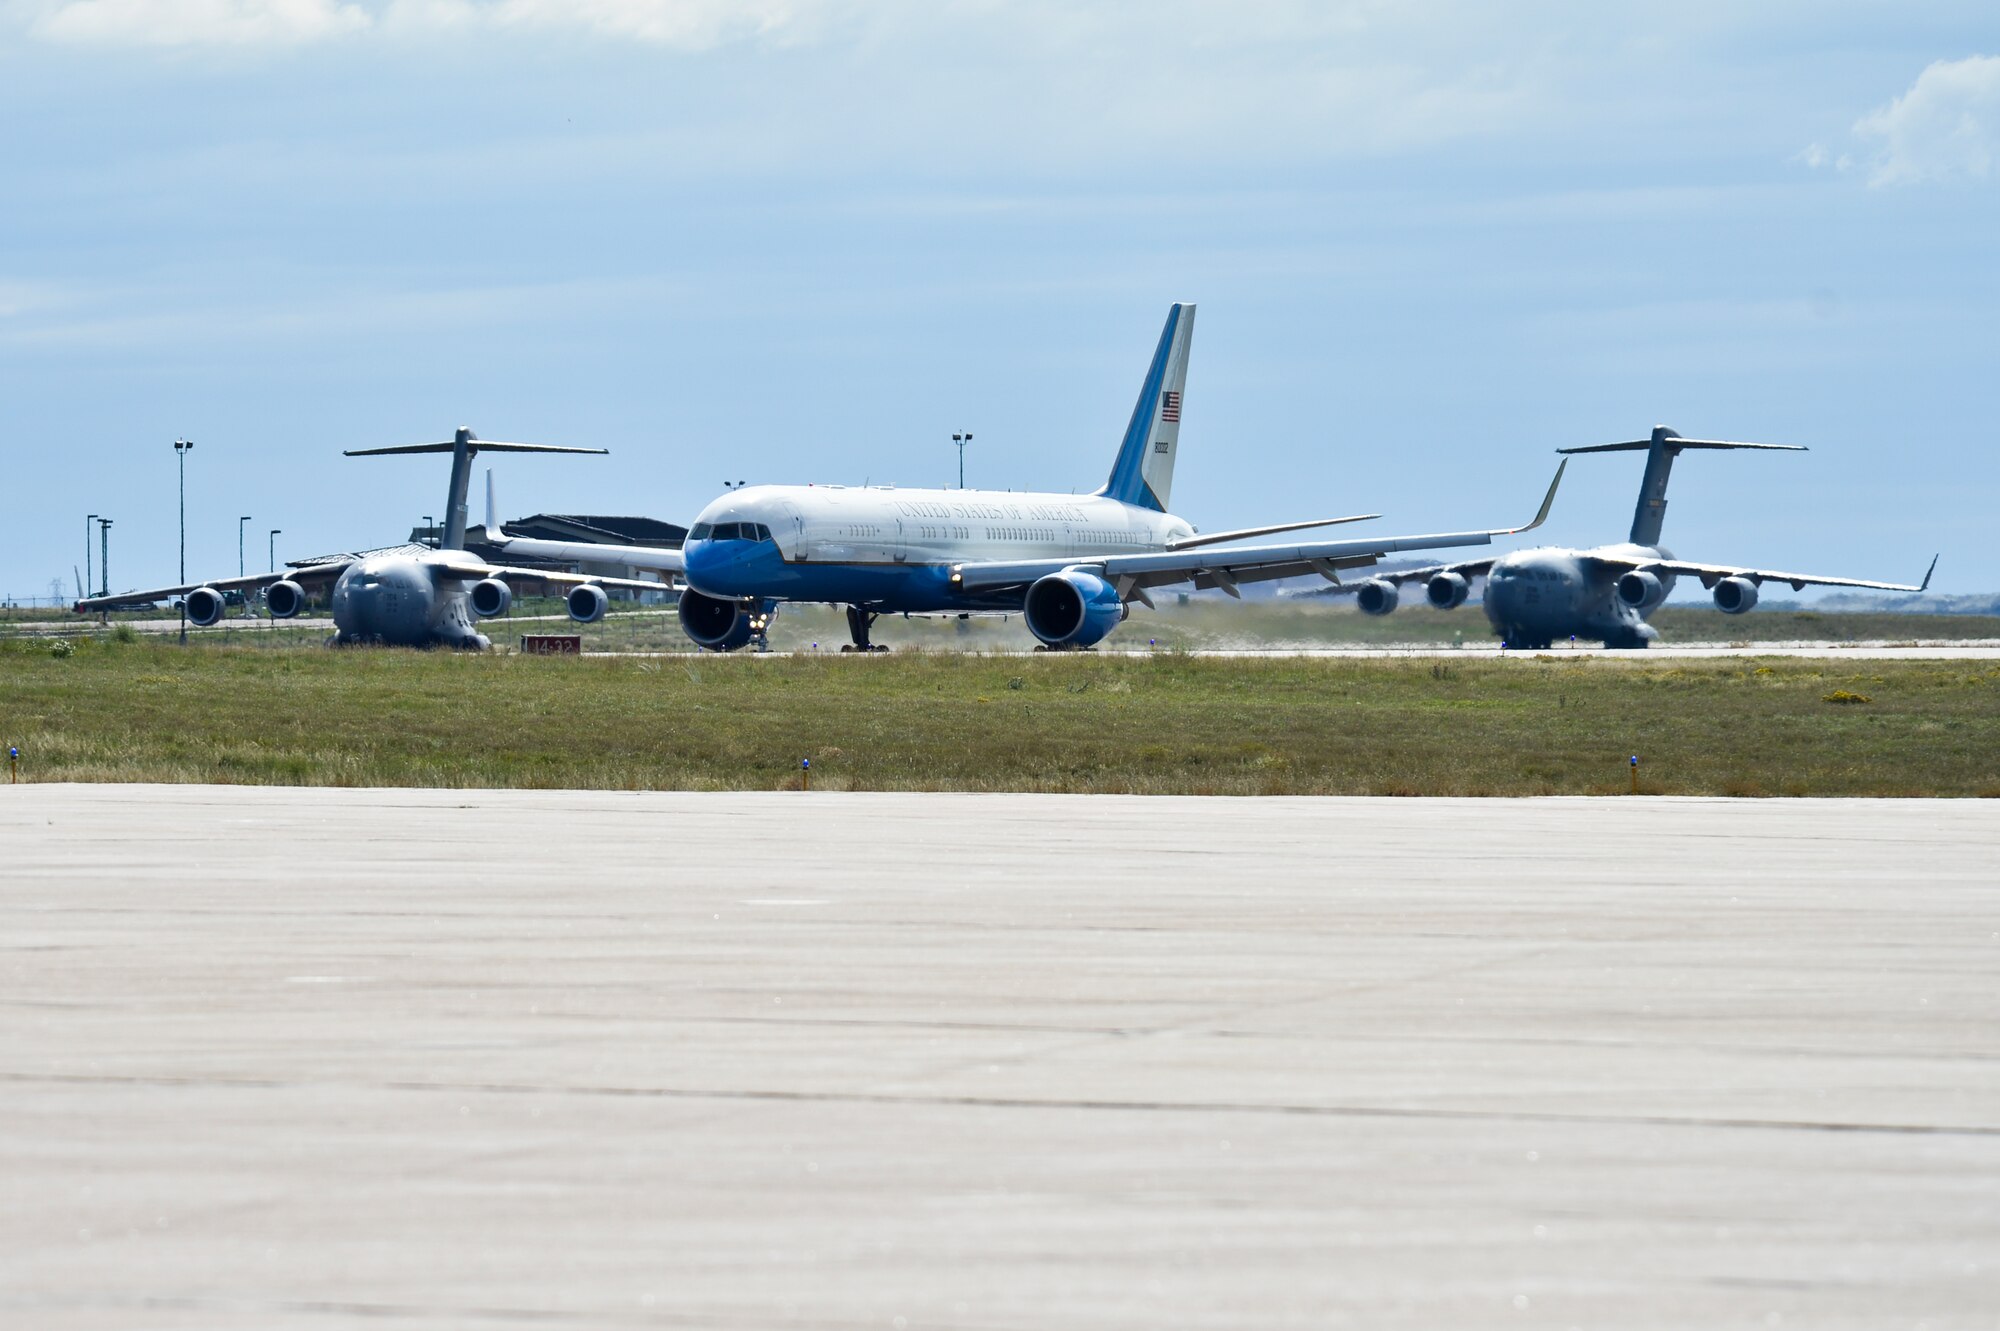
[841, 606, 889, 653]
[1498, 625, 1554, 651]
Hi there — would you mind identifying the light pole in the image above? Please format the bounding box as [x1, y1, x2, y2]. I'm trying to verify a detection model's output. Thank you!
[238, 516, 254, 617]
[98, 519, 112, 598]
[86, 514, 97, 604]
[173, 438, 194, 643]
[269, 529, 281, 574]
[953, 432, 973, 489]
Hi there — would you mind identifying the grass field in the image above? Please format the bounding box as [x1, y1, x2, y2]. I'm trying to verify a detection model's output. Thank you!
[4, 636, 1996, 795]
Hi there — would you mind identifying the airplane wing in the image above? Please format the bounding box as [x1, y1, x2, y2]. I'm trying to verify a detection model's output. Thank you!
[1309, 556, 1501, 594]
[1587, 551, 1938, 594]
[433, 561, 674, 596]
[484, 534, 685, 578]
[952, 463, 1564, 603]
[74, 560, 353, 614]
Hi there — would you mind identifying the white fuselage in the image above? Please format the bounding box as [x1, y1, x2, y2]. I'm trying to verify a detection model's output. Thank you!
[680, 483, 1196, 612]
[699, 484, 1193, 565]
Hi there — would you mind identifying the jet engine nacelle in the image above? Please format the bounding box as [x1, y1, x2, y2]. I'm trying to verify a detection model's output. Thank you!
[1425, 572, 1470, 610]
[265, 579, 307, 619]
[1024, 569, 1124, 648]
[677, 588, 754, 651]
[183, 587, 225, 627]
[1616, 569, 1668, 612]
[1713, 576, 1759, 615]
[1355, 579, 1400, 616]
[566, 584, 609, 624]
[469, 578, 513, 619]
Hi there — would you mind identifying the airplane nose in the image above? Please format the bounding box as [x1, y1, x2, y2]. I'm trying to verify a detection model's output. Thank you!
[682, 540, 735, 591]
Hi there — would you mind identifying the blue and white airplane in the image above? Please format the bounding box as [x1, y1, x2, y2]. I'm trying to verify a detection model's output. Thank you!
[491, 303, 1565, 651]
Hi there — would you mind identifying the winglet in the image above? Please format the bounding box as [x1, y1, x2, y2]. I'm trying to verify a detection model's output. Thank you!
[1502, 459, 1565, 535]
[1919, 553, 1938, 593]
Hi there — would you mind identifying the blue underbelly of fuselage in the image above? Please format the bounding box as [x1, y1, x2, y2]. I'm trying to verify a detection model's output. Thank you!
[684, 541, 1010, 612]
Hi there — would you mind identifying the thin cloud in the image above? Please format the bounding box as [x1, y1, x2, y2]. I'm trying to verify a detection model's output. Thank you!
[24, 0, 835, 47]
[378, 0, 815, 48]
[34, 0, 370, 45]
[1853, 53, 2000, 187]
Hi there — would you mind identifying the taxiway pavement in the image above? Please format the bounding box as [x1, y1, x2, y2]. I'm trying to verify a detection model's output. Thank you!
[4, 787, 1996, 1329]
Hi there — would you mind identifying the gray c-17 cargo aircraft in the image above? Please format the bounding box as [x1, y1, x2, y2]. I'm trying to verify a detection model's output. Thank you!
[1336, 426, 1935, 648]
[74, 428, 667, 648]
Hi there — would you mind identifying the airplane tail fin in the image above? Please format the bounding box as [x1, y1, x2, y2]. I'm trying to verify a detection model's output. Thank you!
[1095, 303, 1195, 512]
[344, 427, 605, 552]
[1559, 426, 1804, 547]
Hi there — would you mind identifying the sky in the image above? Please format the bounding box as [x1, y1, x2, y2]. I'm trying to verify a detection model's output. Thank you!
[2, 1, 1995, 602]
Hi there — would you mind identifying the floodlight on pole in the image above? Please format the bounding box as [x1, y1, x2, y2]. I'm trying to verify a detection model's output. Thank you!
[86, 514, 97, 603]
[98, 519, 112, 598]
[953, 431, 973, 489]
[238, 516, 252, 578]
[269, 529, 281, 573]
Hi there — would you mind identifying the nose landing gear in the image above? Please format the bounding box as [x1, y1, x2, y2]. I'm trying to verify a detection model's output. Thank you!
[841, 606, 889, 652]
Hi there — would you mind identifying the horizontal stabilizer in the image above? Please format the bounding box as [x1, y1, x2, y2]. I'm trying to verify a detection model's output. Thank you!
[1564, 426, 1802, 546]
[347, 427, 610, 553]
[345, 441, 608, 457]
[1558, 439, 1805, 455]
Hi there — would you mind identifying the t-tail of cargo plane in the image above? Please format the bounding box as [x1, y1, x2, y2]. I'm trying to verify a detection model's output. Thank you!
[1555, 426, 1806, 547]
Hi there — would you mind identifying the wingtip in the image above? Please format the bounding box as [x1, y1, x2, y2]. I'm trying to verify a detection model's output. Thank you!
[1920, 553, 1938, 592]
[1516, 458, 1566, 533]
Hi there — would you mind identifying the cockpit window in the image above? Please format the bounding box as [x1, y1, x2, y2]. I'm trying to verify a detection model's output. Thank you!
[699, 522, 772, 542]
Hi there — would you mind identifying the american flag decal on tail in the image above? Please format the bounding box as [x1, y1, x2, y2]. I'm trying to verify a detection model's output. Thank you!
[1160, 390, 1182, 422]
